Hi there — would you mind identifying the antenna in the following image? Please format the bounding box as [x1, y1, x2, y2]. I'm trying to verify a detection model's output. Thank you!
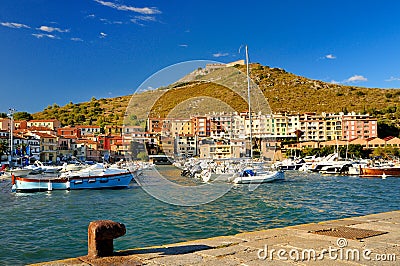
[245, 45, 253, 159]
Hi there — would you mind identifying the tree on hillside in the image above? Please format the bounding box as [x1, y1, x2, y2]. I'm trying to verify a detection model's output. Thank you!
[346, 144, 364, 158]
[294, 129, 304, 142]
[67, 119, 75, 126]
[14, 112, 33, 121]
[76, 114, 86, 123]
[378, 122, 399, 138]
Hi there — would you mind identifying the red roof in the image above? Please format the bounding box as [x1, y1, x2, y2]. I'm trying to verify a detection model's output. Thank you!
[60, 136, 78, 139]
[76, 125, 100, 128]
[76, 139, 97, 144]
[383, 136, 395, 141]
[33, 132, 57, 138]
[347, 137, 358, 142]
[28, 126, 54, 131]
[28, 119, 59, 122]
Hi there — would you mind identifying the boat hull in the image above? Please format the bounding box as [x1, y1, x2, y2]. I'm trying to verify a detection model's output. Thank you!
[233, 170, 284, 184]
[360, 167, 400, 178]
[12, 172, 133, 192]
[68, 173, 132, 190]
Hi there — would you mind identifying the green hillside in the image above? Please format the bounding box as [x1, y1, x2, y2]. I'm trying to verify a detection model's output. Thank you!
[32, 63, 400, 135]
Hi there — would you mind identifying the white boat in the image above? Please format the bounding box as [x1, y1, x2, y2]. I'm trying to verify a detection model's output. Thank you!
[346, 160, 370, 175]
[32, 160, 63, 173]
[272, 157, 304, 170]
[308, 153, 350, 173]
[2, 167, 33, 178]
[59, 163, 129, 178]
[61, 162, 87, 172]
[233, 168, 284, 184]
[11, 163, 133, 192]
[196, 169, 211, 183]
[232, 46, 284, 184]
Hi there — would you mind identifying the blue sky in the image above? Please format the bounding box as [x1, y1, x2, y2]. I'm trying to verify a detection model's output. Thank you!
[1, 0, 400, 114]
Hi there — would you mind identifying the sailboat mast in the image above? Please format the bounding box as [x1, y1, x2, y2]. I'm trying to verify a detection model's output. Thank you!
[246, 45, 253, 158]
[8, 108, 16, 168]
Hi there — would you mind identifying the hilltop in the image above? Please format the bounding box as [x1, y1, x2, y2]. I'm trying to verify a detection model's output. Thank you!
[32, 63, 400, 133]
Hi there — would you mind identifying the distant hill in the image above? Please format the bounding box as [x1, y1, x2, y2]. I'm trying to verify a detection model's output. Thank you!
[33, 63, 400, 133]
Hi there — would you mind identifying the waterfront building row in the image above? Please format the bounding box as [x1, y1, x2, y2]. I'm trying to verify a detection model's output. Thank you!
[0, 119, 145, 163]
[0, 111, 381, 163]
[285, 136, 400, 150]
[147, 111, 378, 142]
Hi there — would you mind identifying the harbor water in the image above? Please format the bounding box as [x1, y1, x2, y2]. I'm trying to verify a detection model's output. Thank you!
[1, 166, 399, 265]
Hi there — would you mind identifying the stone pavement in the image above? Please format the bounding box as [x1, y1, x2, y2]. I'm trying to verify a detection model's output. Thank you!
[31, 211, 400, 266]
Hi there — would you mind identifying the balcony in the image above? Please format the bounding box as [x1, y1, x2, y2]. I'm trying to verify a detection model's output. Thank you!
[40, 150, 58, 153]
[42, 142, 57, 145]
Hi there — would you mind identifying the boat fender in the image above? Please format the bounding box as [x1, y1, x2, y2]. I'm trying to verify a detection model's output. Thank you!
[66, 180, 71, 190]
[48, 180, 53, 191]
[11, 174, 15, 185]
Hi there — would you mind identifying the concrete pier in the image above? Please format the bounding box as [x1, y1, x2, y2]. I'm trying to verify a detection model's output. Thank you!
[31, 211, 399, 265]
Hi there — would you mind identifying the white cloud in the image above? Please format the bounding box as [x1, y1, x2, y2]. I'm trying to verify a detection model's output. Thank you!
[87, 14, 96, 18]
[385, 76, 400, 82]
[133, 16, 157, 22]
[345, 75, 368, 83]
[38, 25, 69, 33]
[32, 33, 58, 39]
[71, 37, 83, 42]
[130, 16, 157, 26]
[98, 17, 123, 24]
[325, 54, 336, 59]
[1, 22, 30, 29]
[99, 32, 107, 38]
[329, 80, 340, 84]
[179, 44, 188, 48]
[213, 52, 229, 58]
[94, 0, 161, 15]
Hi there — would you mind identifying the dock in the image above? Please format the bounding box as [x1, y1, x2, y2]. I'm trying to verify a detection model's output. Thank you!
[31, 211, 399, 265]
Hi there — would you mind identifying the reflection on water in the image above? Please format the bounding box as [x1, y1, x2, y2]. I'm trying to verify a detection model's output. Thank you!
[0, 167, 399, 265]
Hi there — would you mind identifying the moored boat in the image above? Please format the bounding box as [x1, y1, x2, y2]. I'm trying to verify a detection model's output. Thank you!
[11, 163, 133, 192]
[4, 168, 33, 177]
[359, 166, 400, 178]
[232, 168, 284, 184]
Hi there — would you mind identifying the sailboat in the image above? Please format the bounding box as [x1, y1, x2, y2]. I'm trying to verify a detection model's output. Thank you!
[232, 46, 284, 184]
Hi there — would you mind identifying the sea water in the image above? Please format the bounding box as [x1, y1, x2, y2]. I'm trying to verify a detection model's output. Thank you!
[0, 166, 399, 265]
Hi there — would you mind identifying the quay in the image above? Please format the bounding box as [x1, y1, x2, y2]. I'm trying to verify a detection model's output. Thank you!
[31, 211, 399, 266]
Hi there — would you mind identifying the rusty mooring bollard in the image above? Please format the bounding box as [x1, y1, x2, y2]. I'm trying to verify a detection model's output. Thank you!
[88, 220, 126, 259]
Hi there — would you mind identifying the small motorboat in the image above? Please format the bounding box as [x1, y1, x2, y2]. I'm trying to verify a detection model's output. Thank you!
[232, 168, 284, 184]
